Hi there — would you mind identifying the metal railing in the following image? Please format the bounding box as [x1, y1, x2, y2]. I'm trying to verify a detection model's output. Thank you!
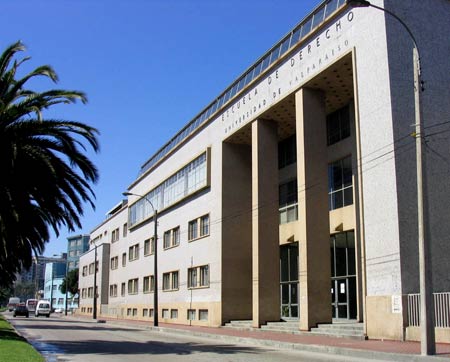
[407, 292, 450, 328]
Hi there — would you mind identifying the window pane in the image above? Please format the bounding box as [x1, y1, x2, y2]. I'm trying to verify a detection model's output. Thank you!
[325, 0, 338, 17]
[280, 247, 289, 282]
[344, 187, 353, 207]
[312, 7, 325, 29]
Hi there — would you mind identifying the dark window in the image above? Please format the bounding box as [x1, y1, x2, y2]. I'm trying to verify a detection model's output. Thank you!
[279, 180, 298, 208]
[278, 135, 297, 169]
[326, 105, 350, 145]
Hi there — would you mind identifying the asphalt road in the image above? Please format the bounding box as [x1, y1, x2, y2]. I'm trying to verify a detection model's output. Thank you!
[5, 313, 383, 362]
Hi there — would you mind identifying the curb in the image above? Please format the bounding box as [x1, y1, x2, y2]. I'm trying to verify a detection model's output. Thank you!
[148, 325, 450, 362]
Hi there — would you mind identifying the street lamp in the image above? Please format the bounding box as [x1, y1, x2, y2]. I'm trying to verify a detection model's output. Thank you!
[49, 264, 54, 312]
[346, 0, 434, 355]
[64, 259, 69, 316]
[123, 191, 159, 327]
[93, 241, 98, 320]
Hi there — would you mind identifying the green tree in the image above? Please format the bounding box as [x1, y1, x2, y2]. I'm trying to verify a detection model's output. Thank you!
[13, 282, 36, 301]
[0, 41, 99, 287]
[60, 268, 79, 296]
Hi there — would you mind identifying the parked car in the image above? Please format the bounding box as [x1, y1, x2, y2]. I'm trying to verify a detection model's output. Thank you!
[35, 300, 51, 318]
[13, 304, 29, 318]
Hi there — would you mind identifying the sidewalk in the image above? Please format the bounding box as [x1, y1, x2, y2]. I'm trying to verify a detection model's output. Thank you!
[67, 314, 450, 362]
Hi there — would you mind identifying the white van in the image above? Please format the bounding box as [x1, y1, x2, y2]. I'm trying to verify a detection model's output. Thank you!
[7, 297, 20, 311]
[35, 300, 51, 317]
[26, 299, 38, 313]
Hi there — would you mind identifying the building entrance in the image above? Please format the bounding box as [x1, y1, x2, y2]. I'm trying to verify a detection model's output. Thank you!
[280, 243, 299, 319]
[330, 231, 357, 320]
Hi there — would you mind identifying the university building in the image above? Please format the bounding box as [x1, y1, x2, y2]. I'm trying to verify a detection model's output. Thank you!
[79, 0, 450, 342]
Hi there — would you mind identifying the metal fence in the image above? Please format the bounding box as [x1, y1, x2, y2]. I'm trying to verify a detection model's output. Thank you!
[407, 292, 450, 328]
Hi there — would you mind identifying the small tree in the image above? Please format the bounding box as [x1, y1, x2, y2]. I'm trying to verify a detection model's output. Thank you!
[60, 268, 79, 297]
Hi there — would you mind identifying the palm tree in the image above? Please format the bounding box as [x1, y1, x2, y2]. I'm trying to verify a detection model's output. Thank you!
[0, 41, 100, 287]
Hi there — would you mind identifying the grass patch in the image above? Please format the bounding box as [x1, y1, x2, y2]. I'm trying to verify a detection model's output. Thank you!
[0, 315, 44, 362]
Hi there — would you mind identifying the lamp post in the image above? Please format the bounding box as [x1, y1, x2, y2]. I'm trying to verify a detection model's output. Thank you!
[93, 241, 98, 320]
[64, 259, 68, 316]
[49, 263, 54, 312]
[123, 191, 159, 327]
[346, 0, 434, 355]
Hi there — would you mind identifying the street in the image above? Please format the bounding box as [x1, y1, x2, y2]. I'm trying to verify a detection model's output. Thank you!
[4, 313, 386, 362]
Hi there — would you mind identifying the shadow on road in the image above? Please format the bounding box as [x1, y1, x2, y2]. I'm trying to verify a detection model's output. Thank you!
[45, 338, 266, 356]
[11, 319, 141, 333]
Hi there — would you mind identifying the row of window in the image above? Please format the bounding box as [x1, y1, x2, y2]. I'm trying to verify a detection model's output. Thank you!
[81, 261, 98, 277]
[109, 214, 210, 271]
[106, 265, 210, 298]
[81, 287, 98, 298]
[130, 153, 208, 227]
[111, 223, 128, 243]
[124, 308, 208, 321]
[278, 105, 351, 171]
[277, 154, 353, 223]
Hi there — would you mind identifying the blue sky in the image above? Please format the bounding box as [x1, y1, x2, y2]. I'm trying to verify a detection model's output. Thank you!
[2, 0, 319, 257]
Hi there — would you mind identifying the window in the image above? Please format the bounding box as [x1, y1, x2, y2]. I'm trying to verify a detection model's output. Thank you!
[128, 278, 138, 294]
[88, 287, 94, 298]
[129, 152, 208, 227]
[121, 282, 126, 297]
[171, 309, 178, 319]
[143, 308, 149, 317]
[111, 227, 119, 243]
[188, 214, 210, 241]
[279, 179, 298, 224]
[326, 105, 350, 146]
[163, 226, 180, 249]
[144, 238, 154, 256]
[122, 253, 127, 267]
[123, 223, 128, 237]
[129, 243, 139, 261]
[328, 156, 353, 210]
[149, 309, 154, 318]
[200, 215, 209, 236]
[188, 265, 210, 288]
[109, 284, 118, 297]
[278, 134, 297, 169]
[162, 271, 179, 291]
[143, 275, 155, 293]
[199, 309, 208, 321]
[81, 288, 87, 298]
[187, 309, 196, 320]
[89, 263, 94, 274]
[162, 309, 169, 319]
[82, 266, 88, 276]
[188, 219, 198, 240]
[110, 256, 119, 270]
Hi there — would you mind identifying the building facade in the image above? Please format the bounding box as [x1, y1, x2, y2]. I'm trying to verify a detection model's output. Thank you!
[79, 0, 450, 342]
[43, 262, 68, 311]
[15, 254, 67, 299]
[67, 234, 90, 271]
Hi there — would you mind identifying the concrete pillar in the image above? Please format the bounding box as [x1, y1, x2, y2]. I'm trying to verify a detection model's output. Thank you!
[221, 142, 253, 323]
[296, 88, 332, 330]
[252, 119, 280, 327]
